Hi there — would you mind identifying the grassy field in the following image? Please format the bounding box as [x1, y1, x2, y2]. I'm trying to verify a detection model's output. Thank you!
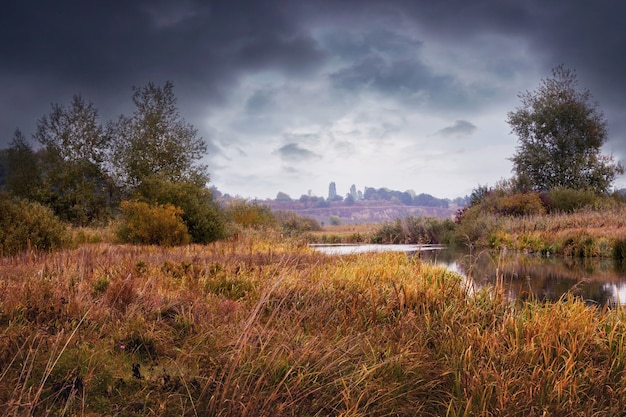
[2, 230, 626, 416]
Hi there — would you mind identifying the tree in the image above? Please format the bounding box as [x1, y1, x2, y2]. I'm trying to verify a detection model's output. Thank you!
[508, 65, 623, 193]
[328, 182, 337, 200]
[34, 95, 115, 225]
[349, 184, 358, 200]
[110, 81, 208, 190]
[276, 191, 292, 202]
[6, 129, 41, 199]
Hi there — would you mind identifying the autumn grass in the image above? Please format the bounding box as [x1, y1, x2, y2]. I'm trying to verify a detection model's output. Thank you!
[474, 205, 626, 258]
[2, 231, 626, 415]
[307, 223, 379, 244]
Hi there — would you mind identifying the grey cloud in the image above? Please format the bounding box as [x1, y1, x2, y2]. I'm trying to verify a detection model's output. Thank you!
[275, 143, 321, 161]
[328, 48, 471, 110]
[246, 89, 277, 113]
[435, 120, 477, 138]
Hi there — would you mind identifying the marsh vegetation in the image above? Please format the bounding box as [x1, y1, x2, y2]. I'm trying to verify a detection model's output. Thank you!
[2, 228, 626, 416]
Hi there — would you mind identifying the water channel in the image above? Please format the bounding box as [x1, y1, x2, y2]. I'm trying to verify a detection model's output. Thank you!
[311, 244, 626, 305]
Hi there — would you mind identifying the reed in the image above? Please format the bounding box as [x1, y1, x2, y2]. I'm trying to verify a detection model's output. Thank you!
[480, 205, 626, 257]
[1, 230, 626, 415]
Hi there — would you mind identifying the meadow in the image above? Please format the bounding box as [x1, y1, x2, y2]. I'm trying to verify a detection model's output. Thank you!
[2, 229, 626, 416]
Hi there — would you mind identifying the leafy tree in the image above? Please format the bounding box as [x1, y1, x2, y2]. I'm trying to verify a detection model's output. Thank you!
[110, 81, 208, 190]
[34, 95, 115, 225]
[5, 129, 41, 199]
[508, 65, 623, 193]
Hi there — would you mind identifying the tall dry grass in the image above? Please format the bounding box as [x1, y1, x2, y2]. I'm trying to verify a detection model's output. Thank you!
[1, 230, 626, 415]
[481, 205, 626, 257]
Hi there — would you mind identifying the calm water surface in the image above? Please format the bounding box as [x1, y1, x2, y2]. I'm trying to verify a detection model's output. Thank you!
[419, 248, 626, 306]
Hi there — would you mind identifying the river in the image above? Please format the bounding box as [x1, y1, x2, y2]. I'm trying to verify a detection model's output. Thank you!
[311, 244, 626, 305]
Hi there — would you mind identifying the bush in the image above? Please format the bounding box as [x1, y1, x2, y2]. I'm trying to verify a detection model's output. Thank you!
[133, 178, 228, 243]
[453, 205, 501, 248]
[225, 200, 277, 229]
[372, 217, 457, 245]
[545, 188, 598, 213]
[487, 192, 546, 217]
[117, 201, 190, 246]
[613, 238, 626, 261]
[275, 210, 321, 236]
[0, 195, 69, 255]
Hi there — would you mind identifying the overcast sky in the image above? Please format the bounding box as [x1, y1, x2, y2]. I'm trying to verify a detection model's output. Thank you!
[2, 0, 625, 199]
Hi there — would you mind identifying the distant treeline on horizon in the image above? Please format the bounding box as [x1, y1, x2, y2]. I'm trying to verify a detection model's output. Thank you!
[218, 185, 464, 208]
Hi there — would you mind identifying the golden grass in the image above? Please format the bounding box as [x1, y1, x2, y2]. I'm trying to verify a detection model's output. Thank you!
[1, 230, 626, 415]
[484, 206, 626, 257]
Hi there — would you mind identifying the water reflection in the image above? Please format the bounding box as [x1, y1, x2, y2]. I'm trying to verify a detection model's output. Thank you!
[419, 249, 626, 306]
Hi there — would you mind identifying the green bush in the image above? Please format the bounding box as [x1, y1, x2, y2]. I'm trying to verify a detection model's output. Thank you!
[0, 195, 69, 255]
[133, 178, 227, 243]
[274, 210, 321, 236]
[225, 200, 277, 229]
[117, 200, 190, 246]
[454, 205, 501, 248]
[545, 187, 598, 213]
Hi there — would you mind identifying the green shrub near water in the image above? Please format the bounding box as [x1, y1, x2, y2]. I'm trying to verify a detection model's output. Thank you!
[0, 195, 68, 255]
[372, 216, 456, 245]
[544, 187, 599, 213]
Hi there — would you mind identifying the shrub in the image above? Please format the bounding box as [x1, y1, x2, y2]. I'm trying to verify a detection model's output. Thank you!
[275, 210, 321, 236]
[613, 238, 626, 261]
[133, 177, 228, 243]
[487, 192, 546, 217]
[545, 187, 598, 213]
[454, 205, 501, 248]
[372, 217, 456, 245]
[0, 195, 69, 255]
[329, 216, 342, 226]
[117, 201, 190, 246]
[225, 200, 277, 229]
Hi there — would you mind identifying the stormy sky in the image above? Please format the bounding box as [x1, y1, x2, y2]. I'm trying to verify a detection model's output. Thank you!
[2, 0, 625, 199]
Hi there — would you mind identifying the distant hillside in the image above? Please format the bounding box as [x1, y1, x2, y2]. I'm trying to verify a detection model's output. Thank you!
[263, 199, 458, 225]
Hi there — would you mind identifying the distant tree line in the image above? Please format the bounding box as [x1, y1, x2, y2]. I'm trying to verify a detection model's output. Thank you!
[273, 184, 452, 208]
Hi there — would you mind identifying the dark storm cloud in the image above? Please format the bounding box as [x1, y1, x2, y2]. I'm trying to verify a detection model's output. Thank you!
[0, 1, 324, 87]
[274, 143, 320, 162]
[435, 120, 477, 138]
[2, 0, 626, 191]
[0, 0, 326, 143]
[324, 28, 469, 108]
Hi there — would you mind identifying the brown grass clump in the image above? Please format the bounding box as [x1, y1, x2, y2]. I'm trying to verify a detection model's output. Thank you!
[1, 230, 626, 415]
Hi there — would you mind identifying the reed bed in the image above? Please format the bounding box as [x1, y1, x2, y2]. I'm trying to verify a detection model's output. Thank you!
[485, 206, 626, 257]
[1, 230, 626, 415]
